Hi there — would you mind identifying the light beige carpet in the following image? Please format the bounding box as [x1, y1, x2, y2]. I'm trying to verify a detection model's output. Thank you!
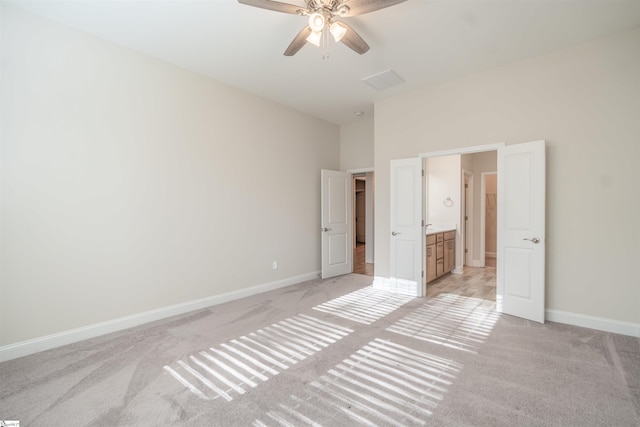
[1, 274, 639, 426]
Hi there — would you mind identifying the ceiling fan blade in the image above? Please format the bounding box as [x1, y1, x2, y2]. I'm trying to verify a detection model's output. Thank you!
[338, 22, 370, 54]
[338, 0, 406, 17]
[238, 0, 306, 15]
[284, 26, 312, 56]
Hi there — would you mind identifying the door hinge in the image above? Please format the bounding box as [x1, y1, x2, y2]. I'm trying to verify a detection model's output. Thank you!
[422, 270, 424, 278]
[422, 219, 425, 227]
[465, 249, 468, 253]
[422, 169, 425, 177]
[465, 183, 468, 188]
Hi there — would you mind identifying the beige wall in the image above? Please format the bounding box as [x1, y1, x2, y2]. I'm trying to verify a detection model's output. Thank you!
[1, 6, 340, 346]
[461, 151, 497, 263]
[485, 174, 497, 194]
[340, 117, 374, 171]
[426, 155, 461, 225]
[484, 174, 497, 255]
[375, 29, 640, 324]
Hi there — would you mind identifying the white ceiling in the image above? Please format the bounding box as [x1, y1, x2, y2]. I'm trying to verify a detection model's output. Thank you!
[8, 0, 640, 125]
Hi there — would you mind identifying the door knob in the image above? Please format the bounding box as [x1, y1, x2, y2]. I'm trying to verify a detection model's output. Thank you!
[322, 227, 332, 232]
[392, 231, 401, 236]
[523, 237, 541, 244]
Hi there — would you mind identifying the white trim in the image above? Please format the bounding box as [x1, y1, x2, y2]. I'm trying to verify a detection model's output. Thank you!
[480, 173, 487, 267]
[485, 251, 496, 258]
[346, 167, 374, 174]
[352, 173, 358, 249]
[462, 170, 473, 268]
[546, 309, 640, 338]
[365, 171, 375, 264]
[0, 271, 320, 362]
[419, 143, 505, 159]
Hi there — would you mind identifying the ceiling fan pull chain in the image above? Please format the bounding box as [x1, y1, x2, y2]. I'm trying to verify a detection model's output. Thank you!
[322, 27, 330, 60]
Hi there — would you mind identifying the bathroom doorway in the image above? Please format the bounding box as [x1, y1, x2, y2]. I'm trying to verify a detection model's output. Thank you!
[424, 151, 497, 302]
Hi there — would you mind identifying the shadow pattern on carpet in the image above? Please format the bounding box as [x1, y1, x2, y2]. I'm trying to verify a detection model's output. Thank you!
[253, 338, 462, 426]
[387, 293, 500, 353]
[312, 286, 415, 324]
[164, 314, 353, 401]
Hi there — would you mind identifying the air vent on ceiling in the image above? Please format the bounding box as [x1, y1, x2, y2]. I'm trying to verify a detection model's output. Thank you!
[362, 69, 405, 90]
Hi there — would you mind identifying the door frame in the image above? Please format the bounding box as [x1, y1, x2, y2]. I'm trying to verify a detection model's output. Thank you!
[352, 173, 366, 248]
[419, 143, 504, 292]
[462, 170, 474, 268]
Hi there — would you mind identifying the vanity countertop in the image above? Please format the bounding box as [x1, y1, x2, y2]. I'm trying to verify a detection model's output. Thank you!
[426, 227, 456, 235]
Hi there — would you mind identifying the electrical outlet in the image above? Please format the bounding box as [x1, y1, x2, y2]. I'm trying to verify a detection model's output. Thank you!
[272, 261, 278, 270]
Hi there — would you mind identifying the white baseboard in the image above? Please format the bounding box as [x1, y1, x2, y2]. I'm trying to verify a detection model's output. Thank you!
[485, 252, 496, 258]
[546, 309, 640, 338]
[0, 271, 320, 362]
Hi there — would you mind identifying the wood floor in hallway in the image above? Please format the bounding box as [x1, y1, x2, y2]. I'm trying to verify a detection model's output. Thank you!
[353, 242, 373, 276]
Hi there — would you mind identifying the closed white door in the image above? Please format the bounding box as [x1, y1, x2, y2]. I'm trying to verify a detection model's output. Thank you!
[321, 170, 352, 279]
[389, 158, 425, 296]
[497, 140, 546, 322]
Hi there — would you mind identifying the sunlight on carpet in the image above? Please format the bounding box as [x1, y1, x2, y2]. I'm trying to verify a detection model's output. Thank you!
[387, 293, 500, 354]
[312, 286, 415, 324]
[164, 314, 353, 401]
[253, 338, 462, 426]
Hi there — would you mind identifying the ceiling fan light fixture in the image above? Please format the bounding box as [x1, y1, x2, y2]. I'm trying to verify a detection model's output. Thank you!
[239, 0, 407, 56]
[306, 30, 322, 46]
[329, 22, 347, 42]
[308, 12, 326, 32]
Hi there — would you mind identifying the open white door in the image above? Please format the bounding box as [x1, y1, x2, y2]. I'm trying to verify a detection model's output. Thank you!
[321, 170, 352, 279]
[389, 158, 425, 296]
[497, 140, 546, 322]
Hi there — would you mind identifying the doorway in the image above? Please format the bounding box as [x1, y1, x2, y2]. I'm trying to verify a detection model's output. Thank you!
[424, 152, 496, 302]
[353, 172, 374, 276]
[411, 141, 546, 322]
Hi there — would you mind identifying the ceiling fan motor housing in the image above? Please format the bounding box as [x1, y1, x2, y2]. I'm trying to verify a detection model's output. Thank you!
[308, 0, 349, 17]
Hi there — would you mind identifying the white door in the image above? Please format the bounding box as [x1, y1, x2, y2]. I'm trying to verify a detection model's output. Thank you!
[389, 158, 425, 296]
[321, 169, 352, 279]
[497, 140, 546, 323]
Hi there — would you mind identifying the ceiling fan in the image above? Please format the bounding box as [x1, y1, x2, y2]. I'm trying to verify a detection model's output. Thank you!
[238, 0, 407, 56]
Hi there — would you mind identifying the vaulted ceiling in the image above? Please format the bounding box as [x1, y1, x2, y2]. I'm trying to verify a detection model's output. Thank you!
[9, 0, 640, 124]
